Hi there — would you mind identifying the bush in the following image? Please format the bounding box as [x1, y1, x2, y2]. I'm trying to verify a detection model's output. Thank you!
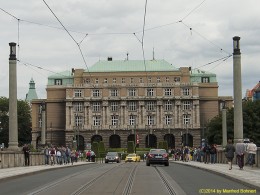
[127, 141, 135, 153]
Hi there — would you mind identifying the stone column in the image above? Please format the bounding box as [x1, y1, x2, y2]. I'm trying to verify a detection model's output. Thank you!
[222, 107, 227, 147]
[233, 36, 243, 143]
[41, 103, 46, 145]
[8, 42, 19, 150]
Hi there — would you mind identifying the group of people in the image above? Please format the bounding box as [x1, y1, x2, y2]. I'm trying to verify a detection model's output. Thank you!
[225, 139, 257, 170]
[43, 146, 84, 165]
[170, 144, 217, 164]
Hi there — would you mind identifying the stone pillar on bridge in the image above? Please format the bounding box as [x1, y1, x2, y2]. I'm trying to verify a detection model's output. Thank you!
[232, 36, 243, 143]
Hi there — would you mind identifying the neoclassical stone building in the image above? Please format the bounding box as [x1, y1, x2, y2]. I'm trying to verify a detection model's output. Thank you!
[31, 58, 232, 150]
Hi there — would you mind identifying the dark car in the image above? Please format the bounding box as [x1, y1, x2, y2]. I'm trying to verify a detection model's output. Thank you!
[146, 149, 169, 166]
[105, 152, 121, 163]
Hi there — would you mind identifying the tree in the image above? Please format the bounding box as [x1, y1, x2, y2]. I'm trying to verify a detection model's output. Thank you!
[0, 97, 32, 147]
[207, 100, 260, 146]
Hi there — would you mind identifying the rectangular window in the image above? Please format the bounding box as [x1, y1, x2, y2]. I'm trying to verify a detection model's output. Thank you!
[128, 88, 136, 96]
[74, 102, 83, 112]
[55, 79, 62, 85]
[183, 114, 190, 125]
[174, 77, 180, 82]
[164, 101, 172, 111]
[157, 77, 161, 83]
[166, 77, 169, 82]
[182, 88, 190, 96]
[93, 102, 101, 112]
[93, 116, 101, 126]
[92, 89, 100, 97]
[113, 78, 116, 83]
[148, 77, 152, 83]
[83, 78, 90, 84]
[111, 89, 118, 97]
[165, 115, 172, 125]
[130, 78, 134, 83]
[140, 78, 143, 83]
[147, 101, 155, 111]
[95, 78, 99, 84]
[38, 118, 42, 128]
[164, 88, 172, 96]
[183, 101, 191, 110]
[75, 115, 83, 127]
[111, 115, 119, 125]
[111, 101, 119, 112]
[122, 78, 125, 83]
[202, 77, 210, 83]
[74, 89, 82, 97]
[129, 115, 136, 125]
[147, 115, 155, 125]
[147, 88, 154, 96]
[104, 78, 108, 83]
[128, 101, 137, 111]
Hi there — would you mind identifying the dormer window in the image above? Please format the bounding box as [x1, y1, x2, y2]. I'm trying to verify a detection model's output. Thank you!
[55, 79, 62, 85]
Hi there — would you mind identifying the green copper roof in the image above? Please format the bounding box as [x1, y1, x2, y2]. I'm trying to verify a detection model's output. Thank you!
[25, 78, 38, 102]
[48, 70, 73, 79]
[190, 69, 217, 83]
[88, 59, 177, 72]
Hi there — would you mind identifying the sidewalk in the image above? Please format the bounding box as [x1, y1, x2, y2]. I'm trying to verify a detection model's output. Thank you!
[172, 160, 260, 190]
[0, 161, 92, 181]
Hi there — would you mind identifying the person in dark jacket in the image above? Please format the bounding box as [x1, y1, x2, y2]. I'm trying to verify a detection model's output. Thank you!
[225, 139, 236, 170]
[22, 144, 30, 166]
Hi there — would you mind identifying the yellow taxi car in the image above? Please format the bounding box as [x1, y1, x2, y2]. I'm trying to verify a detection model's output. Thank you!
[125, 153, 141, 162]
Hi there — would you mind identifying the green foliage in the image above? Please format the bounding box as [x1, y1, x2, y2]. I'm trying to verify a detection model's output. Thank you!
[92, 142, 99, 157]
[158, 141, 168, 151]
[207, 100, 260, 146]
[127, 141, 135, 153]
[0, 97, 31, 147]
[98, 141, 106, 158]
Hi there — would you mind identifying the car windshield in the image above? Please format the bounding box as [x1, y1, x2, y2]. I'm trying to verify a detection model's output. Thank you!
[106, 152, 118, 156]
[149, 149, 166, 154]
[128, 154, 136, 157]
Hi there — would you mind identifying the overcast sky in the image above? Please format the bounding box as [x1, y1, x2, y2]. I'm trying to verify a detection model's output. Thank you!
[0, 0, 259, 100]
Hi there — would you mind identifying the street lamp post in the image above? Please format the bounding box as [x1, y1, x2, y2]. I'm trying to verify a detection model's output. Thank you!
[50, 122, 52, 146]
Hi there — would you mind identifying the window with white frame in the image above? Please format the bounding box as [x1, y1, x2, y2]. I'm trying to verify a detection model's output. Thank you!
[74, 89, 82, 97]
[122, 78, 125, 83]
[157, 77, 161, 83]
[165, 115, 172, 125]
[128, 88, 136, 96]
[183, 114, 190, 125]
[111, 101, 119, 112]
[74, 102, 83, 112]
[83, 78, 90, 84]
[128, 101, 137, 111]
[113, 78, 116, 83]
[140, 78, 143, 83]
[93, 102, 101, 112]
[92, 89, 100, 97]
[130, 78, 134, 83]
[93, 115, 101, 126]
[95, 78, 99, 84]
[38, 118, 42, 128]
[164, 88, 172, 96]
[148, 77, 152, 83]
[75, 115, 83, 127]
[55, 79, 62, 85]
[111, 115, 119, 125]
[147, 101, 155, 111]
[183, 101, 191, 110]
[166, 77, 169, 82]
[147, 88, 154, 96]
[147, 115, 155, 125]
[104, 78, 108, 83]
[202, 77, 210, 83]
[111, 89, 118, 97]
[129, 115, 136, 125]
[182, 88, 190, 96]
[164, 101, 172, 111]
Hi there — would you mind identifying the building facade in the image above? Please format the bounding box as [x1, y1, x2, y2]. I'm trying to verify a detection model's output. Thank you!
[31, 59, 232, 150]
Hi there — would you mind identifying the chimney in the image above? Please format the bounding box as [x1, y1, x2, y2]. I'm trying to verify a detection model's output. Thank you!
[107, 57, 112, 61]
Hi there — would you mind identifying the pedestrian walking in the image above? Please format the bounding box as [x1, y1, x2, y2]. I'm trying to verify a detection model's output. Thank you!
[210, 144, 217, 164]
[235, 139, 246, 170]
[22, 144, 30, 166]
[246, 139, 257, 167]
[203, 144, 210, 164]
[224, 139, 236, 170]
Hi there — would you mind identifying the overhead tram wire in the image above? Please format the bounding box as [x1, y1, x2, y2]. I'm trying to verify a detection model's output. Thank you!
[194, 54, 232, 70]
[180, 0, 207, 21]
[42, 0, 95, 86]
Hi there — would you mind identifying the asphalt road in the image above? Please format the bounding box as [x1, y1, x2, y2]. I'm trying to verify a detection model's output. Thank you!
[0, 162, 257, 195]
